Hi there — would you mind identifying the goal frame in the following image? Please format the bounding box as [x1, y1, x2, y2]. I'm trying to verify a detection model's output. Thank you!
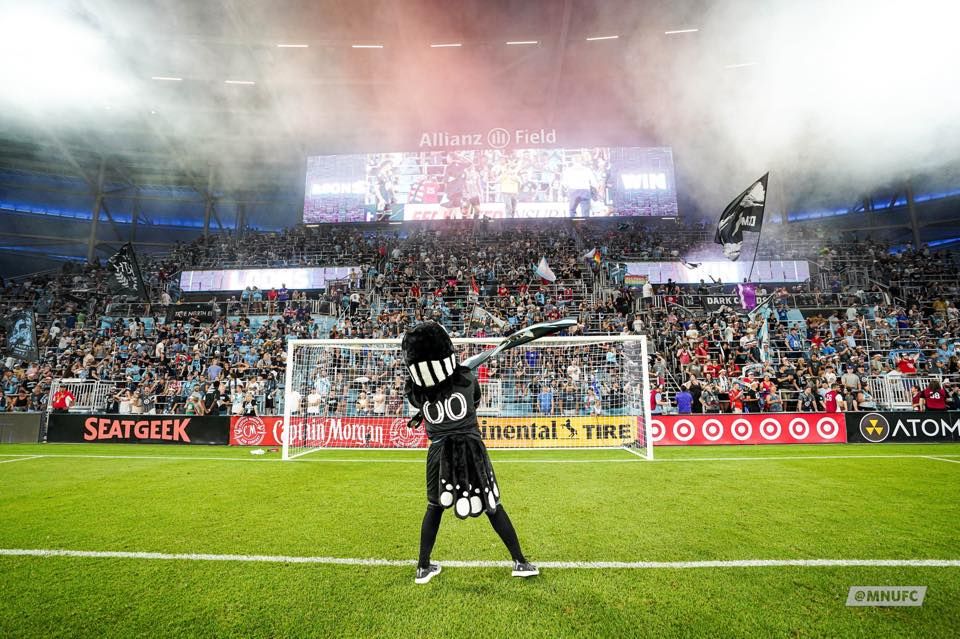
[282, 334, 653, 460]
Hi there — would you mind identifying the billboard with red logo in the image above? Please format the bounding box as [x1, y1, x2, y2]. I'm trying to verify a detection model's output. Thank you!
[650, 413, 847, 446]
[230, 416, 429, 448]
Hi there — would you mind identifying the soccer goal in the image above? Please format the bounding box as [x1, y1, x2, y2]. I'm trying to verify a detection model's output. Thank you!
[281, 335, 653, 460]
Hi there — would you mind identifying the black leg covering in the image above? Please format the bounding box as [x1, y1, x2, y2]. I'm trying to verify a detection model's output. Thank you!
[487, 505, 526, 564]
[417, 504, 444, 569]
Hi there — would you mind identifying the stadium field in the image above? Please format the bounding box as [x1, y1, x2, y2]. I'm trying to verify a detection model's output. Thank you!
[1, 442, 958, 638]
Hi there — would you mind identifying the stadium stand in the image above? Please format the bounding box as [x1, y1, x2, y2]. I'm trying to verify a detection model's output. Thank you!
[2, 219, 960, 421]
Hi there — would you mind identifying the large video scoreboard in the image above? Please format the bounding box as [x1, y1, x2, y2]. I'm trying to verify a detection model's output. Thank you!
[303, 145, 678, 223]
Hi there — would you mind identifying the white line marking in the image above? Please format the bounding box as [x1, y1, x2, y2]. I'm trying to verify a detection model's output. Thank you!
[0, 548, 958, 569]
[925, 456, 960, 465]
[0, 456, 43, 464]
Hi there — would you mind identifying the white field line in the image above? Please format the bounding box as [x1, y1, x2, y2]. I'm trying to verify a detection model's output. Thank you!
[0, 452, 958, 464]
[0, 456, 43, 464]
[0, 548, 958, 570]
[925, 456, 960, 465]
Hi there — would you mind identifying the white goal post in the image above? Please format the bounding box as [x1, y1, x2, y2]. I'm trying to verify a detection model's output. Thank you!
[282, 335, 653, 460]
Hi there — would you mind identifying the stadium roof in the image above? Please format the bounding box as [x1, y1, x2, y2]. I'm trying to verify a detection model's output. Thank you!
[0, 0, 958, 209]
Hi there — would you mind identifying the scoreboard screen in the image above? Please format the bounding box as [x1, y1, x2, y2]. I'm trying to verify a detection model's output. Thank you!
[303, 146, 678, 223]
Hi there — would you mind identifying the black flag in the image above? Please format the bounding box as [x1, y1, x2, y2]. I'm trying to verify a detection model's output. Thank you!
[106, 243, 148, 300]
[3, 310, 39, 362]
[714, 173, 768, 261]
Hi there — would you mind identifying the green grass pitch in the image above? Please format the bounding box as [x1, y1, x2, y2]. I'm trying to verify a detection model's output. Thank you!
[0, 442, 958, 638]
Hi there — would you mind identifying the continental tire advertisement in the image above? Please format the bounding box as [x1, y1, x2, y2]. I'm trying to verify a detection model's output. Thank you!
[47, 414, 229, 445]
[235, 415, 637, 449]
[846, 412, 960, 443]
[478, 416, 636, 448]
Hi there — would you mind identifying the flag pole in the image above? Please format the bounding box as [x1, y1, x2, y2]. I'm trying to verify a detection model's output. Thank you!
[746, 171, 771, 283]
[747, 223, 764, 283]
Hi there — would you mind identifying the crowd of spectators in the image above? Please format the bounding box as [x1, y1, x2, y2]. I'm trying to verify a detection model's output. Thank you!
[2, 219, 960, 418]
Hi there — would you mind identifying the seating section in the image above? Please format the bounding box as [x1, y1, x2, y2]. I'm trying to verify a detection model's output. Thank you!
[2, 219, 959, 416]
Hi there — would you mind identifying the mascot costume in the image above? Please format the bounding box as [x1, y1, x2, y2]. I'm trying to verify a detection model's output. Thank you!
[402, 321, 539, 584]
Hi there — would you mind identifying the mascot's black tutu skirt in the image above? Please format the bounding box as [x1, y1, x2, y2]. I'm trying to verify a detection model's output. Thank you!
[426, 432, 501, 519]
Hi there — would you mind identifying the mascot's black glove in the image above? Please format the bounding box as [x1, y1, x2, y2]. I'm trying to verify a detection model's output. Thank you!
[404, 379, 424, 429]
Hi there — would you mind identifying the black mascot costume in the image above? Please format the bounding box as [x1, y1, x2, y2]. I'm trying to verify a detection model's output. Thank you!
[402, 321, 539, 584]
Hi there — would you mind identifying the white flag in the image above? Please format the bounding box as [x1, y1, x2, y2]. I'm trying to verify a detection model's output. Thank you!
[472, 306, 507, 328]
[535, 257, 557, 282]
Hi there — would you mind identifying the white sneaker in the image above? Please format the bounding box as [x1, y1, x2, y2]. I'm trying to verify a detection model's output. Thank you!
[415, 563, 442, 584]
[512, 561, 539, 577]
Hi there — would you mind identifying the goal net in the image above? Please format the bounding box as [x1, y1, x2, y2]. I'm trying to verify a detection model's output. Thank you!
[281, 335, 653, 460]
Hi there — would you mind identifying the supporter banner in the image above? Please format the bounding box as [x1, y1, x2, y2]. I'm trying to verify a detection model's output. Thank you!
[0, 413, 42, 443]
[715, 173, 768, 262]
[650, 413, 846, 446]
[240, 415, 637, 449]
[106, 243, 148, 300]
[701, 294, 742, 312]
[47, 414, 229, 445]
[3, 310, 39, 361]
[846, 412, 960, 444]
[165, 303, 218, 324]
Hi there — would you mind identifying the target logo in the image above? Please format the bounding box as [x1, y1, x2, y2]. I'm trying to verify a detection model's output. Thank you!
[731, 418, 753, 441]
[672, 419, 696, 442]
[486, 128, 511, 149]
[816, 416, 840, 440]
[759, 418, 782, 441]
[789, 417, 811, 440]
[649, 419, 665, 442]
[702, 419, 724, 442]
[650, 414, 847, 446]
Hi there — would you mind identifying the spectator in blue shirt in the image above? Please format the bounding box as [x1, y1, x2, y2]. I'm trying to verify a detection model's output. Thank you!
[206, 359, 223, 381]
[537, 385, 554, 414]
[675, 388, 693, 414]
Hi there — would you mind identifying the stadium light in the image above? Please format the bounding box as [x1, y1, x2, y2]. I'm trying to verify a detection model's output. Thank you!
[585, 35, 619, 41]
[430, 43, 462, 48]
[276, 43, 309, 48]
[224, 79, 256, 85]
[506, 40, 539, 45]
[664, 29, 699, 35]
[351, 44, 384, 49]
[150, 76, 182, 81]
